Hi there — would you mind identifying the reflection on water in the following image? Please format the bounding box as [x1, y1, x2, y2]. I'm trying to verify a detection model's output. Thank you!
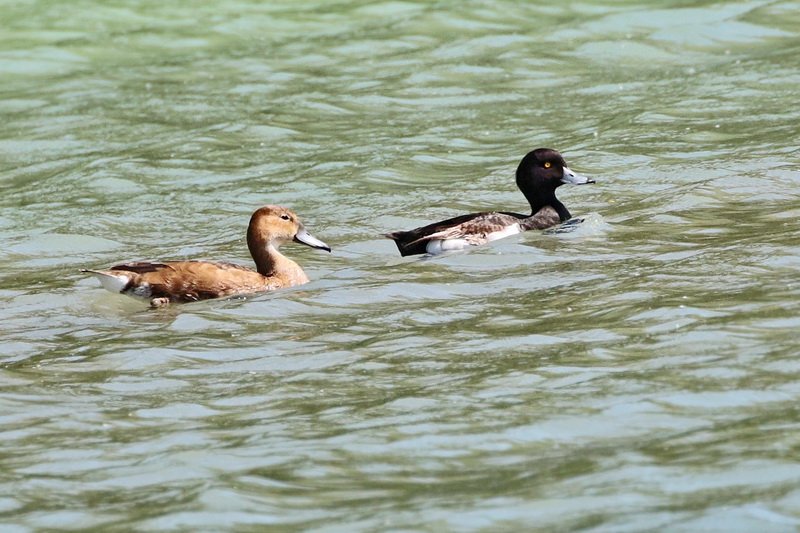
[2, 0, 800, 530]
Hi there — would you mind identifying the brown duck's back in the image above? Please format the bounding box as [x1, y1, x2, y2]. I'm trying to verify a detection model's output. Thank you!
[109, 260, 284, 302]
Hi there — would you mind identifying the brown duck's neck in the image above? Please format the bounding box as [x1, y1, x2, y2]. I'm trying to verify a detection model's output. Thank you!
[250, 243, 276, 276]
[244, 224, 273, 272]
[248, 239, 307, 283]
[248, 239, 283, 276]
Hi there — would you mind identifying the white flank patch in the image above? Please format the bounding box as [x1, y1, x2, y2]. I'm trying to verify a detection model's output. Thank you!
[485, 223, 522, 242]
[426, 238, 469, 255]
[425, 223, 521, 255]
[91, 272, 129, 293]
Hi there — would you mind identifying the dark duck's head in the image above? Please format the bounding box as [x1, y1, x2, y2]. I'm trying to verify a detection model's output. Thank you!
[515, 148, 594, 221]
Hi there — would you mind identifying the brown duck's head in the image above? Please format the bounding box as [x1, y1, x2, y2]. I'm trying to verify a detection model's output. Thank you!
[247, 205, 331, 252]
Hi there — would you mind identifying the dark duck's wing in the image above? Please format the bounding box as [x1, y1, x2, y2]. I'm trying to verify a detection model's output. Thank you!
[385, 211, 526, 256]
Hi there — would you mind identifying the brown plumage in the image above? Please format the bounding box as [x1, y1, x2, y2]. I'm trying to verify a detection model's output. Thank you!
[82, 205, 330, 306]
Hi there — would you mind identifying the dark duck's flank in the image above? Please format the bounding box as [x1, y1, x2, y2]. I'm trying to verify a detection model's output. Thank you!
[385, 148, 595, 256]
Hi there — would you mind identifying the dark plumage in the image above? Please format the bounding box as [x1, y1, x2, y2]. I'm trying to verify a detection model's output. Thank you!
[386, 148, 594, 256]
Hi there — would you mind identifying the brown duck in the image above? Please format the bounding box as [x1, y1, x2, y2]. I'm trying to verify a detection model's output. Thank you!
[82, 205, 330, 306]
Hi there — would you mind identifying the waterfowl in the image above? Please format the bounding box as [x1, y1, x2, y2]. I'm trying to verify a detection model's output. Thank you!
[82, 205, 330, 306]
[385, 148, 594, 256]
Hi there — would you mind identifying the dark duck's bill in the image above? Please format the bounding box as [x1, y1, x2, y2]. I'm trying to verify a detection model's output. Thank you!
[385, 148, 595, 256]
[561, 166, 595, 185]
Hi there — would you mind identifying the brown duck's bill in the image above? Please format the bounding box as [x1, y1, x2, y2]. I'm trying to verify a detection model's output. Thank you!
[294, 226, 331, 252]
[561, 166, 595, 185]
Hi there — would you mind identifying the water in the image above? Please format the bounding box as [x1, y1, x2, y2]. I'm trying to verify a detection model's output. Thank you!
[2, 0, 800, 530]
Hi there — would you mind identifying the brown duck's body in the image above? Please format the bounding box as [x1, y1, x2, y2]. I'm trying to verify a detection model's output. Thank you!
[83, 206, 330, 306]
[93, 259, 306, 303]
[385, 148, 594, 256]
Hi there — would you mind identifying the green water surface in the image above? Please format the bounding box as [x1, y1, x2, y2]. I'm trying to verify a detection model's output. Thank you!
[2, 0, 800, 530]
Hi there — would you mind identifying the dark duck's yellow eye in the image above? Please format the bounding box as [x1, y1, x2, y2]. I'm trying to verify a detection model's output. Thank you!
[544, 161, 551, 169]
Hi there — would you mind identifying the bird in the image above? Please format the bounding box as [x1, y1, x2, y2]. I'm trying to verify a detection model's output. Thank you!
[82, 205, 330, 306]
[385, 148, 595, 256]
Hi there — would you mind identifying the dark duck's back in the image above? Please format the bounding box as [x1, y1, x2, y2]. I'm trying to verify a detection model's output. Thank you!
[385, 148, 594, 256]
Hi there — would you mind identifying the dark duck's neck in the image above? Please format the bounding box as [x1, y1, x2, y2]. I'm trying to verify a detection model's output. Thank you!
[516, 160, 571, 221]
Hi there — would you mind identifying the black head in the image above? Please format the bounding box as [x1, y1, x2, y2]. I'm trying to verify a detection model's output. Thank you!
[515, 148, 594, 219]
[516, 148, 565, 190]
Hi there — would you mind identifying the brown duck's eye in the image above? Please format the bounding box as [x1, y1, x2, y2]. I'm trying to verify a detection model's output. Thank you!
[544, 162, 551, 169]
[280, 214, 291, 221]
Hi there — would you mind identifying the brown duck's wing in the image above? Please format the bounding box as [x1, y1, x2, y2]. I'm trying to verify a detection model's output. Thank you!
[386, 212, 526, 256]
[519, 206, 562, 230]
[116, 261, 270, 302]
[110, 260, 255, 274]
[109, 261, 176, 274]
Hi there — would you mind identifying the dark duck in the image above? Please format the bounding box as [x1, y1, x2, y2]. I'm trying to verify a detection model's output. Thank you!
[385, 148, 595, 256]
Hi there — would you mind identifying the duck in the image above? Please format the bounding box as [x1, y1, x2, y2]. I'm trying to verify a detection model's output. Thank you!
[385, 148, 595, 256]
[82, 205, 331, 306]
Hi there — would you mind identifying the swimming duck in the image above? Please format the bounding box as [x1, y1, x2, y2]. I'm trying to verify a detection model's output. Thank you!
[82, 205, 330, 306]
[385, 148, 594, 256]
